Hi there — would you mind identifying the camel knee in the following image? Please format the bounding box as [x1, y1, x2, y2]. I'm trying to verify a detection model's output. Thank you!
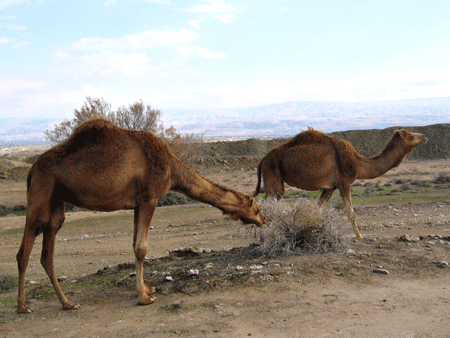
[134, 246, 147, 262]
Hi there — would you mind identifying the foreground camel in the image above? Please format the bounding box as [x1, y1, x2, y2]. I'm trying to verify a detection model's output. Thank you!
[253, 127, 427, 239]
[17, 118, 266, 313]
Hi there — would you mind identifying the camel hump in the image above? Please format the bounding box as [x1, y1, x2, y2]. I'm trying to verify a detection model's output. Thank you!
[286, 127, 331, 147]
[59, 118, 119, 154]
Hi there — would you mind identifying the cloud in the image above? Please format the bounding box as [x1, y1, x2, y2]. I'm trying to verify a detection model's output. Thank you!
[144, 0, 171, 3]
[176, 45, 228, 58]
[0, 78, 45, 99]
[0, 0, 26, 9]
[104, 0, 117, 6]
[189, 20, 201, 29]
[182, 0, 235, 23]
[278, 7, 290, 13]
[58, 51, 152, 76]
[71, 29, 198, 50]
[0, 37, 14, 44]
[160, 69, 450, 109]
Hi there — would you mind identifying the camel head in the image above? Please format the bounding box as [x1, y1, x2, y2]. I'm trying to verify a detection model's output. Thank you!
[224, 194, 266, 226]
[394, 129, 428, 152]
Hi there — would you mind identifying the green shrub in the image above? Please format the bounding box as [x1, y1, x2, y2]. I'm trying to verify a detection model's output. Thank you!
[12, 205, 26, 212]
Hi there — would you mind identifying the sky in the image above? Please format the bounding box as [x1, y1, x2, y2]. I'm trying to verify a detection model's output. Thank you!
[2, 0, 450, 125]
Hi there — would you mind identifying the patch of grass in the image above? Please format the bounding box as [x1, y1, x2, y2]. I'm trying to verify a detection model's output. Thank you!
[0, 296, 17, 309]
[0, 227, 24, 237]
[0, 275, 18, 293]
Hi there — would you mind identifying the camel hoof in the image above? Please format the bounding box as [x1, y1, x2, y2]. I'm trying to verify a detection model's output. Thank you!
[138, 296, 156, 306]
[145, 286, 156, 296]
[17, 305, 32, 314]
[62, 302, 81, 310]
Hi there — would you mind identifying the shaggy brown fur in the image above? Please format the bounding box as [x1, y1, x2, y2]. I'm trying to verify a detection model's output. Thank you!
[253, 127, 427, 239]
[16, 118, 266, 313]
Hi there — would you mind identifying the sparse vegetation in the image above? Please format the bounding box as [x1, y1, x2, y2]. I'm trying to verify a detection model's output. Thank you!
[433, 173, 450, 184]
[253, 198, 347, 256]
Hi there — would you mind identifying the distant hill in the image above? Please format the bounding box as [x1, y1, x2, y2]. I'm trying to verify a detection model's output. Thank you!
[194, 123, 450, 160]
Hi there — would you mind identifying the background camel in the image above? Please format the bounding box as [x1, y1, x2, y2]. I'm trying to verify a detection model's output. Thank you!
[253, 127, 427, 239]
[16, 118, 266, 313]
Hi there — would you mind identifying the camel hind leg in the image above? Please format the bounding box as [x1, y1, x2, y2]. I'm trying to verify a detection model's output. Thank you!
[262, 162, 285, 199]
[133, 200, 157, 305]
[40, 202, 80, 310]
[16, 224, 39, 313]
[339, 185, 363, 239]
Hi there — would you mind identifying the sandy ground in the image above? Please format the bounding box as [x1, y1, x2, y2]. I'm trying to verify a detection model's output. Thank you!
[0, 158, 449, 337]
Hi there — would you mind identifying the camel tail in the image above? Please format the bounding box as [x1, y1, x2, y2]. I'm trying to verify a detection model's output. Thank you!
[252, 161, 262, 197]
[26, 171, 32, 192]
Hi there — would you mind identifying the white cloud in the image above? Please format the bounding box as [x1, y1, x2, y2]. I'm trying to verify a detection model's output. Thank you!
[183, 0, 235, 23]
[176, 45, 228, 58]
[72, 29, 198, 50]
[58, 51, 152, 76]
[0, 37, 13, 44]
[164, 69, 450, 109]
[0, 78, 45, 99]
[278, 7, 290, 13]
[189, 20, 201, 29]
[103, 0, 117, 6]
[144, 0, 171, 3]
[0, 0, 26, 9]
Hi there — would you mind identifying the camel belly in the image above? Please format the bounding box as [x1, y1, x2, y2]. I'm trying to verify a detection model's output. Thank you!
[281, 154, 339, 191]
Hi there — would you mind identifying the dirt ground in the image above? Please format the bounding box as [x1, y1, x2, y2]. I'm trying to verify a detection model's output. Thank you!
[0, 155, 450, 337]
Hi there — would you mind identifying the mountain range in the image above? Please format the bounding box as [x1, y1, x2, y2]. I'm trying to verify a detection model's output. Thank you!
[1, 97, 450, 146]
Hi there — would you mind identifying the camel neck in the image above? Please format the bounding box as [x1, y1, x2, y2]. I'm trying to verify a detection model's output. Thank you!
[171, 160, 242, 209]
[356, 142, 408, 180]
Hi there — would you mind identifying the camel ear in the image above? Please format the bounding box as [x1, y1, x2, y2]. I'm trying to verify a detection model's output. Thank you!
[395, 130, 405, 138]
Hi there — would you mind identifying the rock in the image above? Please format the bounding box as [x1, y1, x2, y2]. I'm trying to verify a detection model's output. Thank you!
[398, 234, 420, 242]
[96, 264, 113, 275]
[0, 171, 7, 179]
[345, 248, 356, 255]
[165, 276, 173, 282]
[188, 269, 199, 276]
[372, 268, 389, 275]
[169, 247, 201, 257]
[57, 276, 67, 282]
[437, 261, 449, 268]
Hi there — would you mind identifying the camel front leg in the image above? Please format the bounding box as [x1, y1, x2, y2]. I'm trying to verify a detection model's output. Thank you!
[133, 201, 157, 305]
[339, 186, 363, 239]
[41, 204, 80, 310]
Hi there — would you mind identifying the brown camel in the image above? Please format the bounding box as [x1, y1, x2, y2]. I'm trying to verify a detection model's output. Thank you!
[16, 118, 266, 313]
[253, 127, 427, 239]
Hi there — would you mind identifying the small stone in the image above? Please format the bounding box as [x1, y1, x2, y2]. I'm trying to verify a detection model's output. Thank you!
[165, 276, 173, 282]
[372, 268, 389, 275]
[57, 276, 67, 282]
[437, 261, 449, 268]
[188, 269, 199, 276]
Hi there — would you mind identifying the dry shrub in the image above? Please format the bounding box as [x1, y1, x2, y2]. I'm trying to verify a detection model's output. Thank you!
[253, 198, 348, 256]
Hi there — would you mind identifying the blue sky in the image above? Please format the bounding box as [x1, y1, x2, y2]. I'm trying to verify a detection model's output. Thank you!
[2, 0, 450, 124]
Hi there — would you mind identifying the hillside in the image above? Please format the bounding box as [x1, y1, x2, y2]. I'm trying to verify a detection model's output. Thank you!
[0, 123, 448, 181]
[194, 123, 450, 161]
